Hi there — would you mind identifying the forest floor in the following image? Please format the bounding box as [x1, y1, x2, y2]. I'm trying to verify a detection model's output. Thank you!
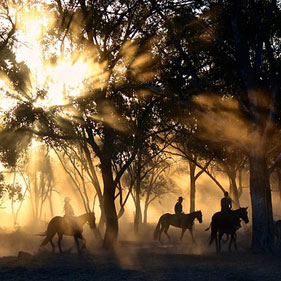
[0, 223, 280, 281]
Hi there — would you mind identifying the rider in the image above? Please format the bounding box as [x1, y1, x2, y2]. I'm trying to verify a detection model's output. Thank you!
[64, 197, 75, 218]
[175, 196, 184, 226]
[221, 191, 240, 229]
[221, 191, 232, 213]
[175, 196, 184, 215]
[63, 197, 78, 232]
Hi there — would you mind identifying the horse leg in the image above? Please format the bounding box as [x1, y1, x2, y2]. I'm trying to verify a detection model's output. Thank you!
[81, 235, 87, 250]
[180, 228, 187, 242]
[58, 234, 63, 253]
[214, 232, 219, 253]
[50, 237, 56, 252]
[189, 228, 196, 244]
[164, 226, 171, 242]
[77, 233, 86, 250]
[233, 233, 238, 251]
[228, 234, 233, 252]
[74, 236, 81, 254]
[159, 224, 164, 243]
[218, 232, 223, 253]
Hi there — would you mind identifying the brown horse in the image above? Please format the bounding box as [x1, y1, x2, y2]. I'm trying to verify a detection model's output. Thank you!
[206, 207, 249, 252]
[38, 212, 96, 253]
[153, 211, 203, 243]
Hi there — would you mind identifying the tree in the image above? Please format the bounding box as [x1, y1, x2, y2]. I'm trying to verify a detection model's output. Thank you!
[156, 0, 281, 252]
[0, 0, 169, 248]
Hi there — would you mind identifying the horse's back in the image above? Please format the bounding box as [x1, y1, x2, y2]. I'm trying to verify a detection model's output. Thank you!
[212, 211, 223, 221]
[160, 213, 173, 219]
[49, 216, 64, 225]
[46, 216, 64, 233]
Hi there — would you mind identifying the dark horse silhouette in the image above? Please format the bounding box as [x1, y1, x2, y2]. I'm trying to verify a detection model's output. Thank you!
[38, 212, 96, 253]
[206, 207, 249, 252]
[153, 211, 203, 243]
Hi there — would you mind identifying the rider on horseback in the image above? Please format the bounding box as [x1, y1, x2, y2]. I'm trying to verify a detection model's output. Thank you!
[64, 197, 75, 218]
[221, 191, 232, 213]
[220, 191, 240, 229]
[64, 197, 79, 232]
[175, 196, 184, 226]
[175, 196, 184, 214]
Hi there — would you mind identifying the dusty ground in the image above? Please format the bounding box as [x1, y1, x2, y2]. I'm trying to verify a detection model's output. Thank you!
[0, 223, 280, 281]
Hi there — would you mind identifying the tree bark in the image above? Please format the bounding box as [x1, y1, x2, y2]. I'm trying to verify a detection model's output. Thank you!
[134, 153, 142, 234]
[249, 153, 274, 252]
[101, 158, 118, 248]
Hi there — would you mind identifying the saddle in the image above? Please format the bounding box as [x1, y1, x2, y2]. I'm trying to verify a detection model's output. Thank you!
[174, 212, 185, 226]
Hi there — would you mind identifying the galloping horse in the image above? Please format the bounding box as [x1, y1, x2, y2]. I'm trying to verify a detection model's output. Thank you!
[206, 207, 249, 252]
[38, 212, 96, 253]
[153, 211, 203, 243]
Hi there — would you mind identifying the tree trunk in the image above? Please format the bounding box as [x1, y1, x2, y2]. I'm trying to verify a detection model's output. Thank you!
[48, 190, 54, 218]
[249, 153, 274, 252]
[134, 152, 142, 234]
[134, 178, 142, 234]
[82, 144, 105, 230]
[101, 159, 118, 248]
[189, 160, 196, 213]
[143, 191, 150, 224]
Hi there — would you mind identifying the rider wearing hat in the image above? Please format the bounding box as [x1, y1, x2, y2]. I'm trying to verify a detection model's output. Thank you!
[221, 191, 232, 213]
[220, 191, 241, 229]
[63, 197, 79, 232]
[175, 196, 183, 215]
[174, 196, 184, 226]
[64, 196, 75, 218]
[175, 196, 184, 215]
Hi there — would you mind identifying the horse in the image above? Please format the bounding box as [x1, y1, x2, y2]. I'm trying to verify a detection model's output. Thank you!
[206, 207, 249, 252]
[38, 212, 96, 253]
[153, 211, 203, 243]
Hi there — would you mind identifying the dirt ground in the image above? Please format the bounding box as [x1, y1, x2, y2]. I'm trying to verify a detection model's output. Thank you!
[0, 223, 280, 281]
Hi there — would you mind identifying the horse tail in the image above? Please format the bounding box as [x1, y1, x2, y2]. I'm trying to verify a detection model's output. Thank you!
[205, 223, 211, 231]
[209, 223, 216, 245]
[40, 236, 50, 247]
[153, 218, 162, 240]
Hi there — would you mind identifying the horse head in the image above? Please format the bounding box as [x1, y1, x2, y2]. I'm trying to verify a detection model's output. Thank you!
[195, 210, 203, 223]
[239, 207, 249, 224]
[87, 212, 96, 229]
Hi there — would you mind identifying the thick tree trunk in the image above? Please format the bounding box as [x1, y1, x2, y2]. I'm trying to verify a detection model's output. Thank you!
[101, 159, 118, 248]
[249, 154, 274, 252]
[82, 144, 105, 230]
[189, 160, 196, 213]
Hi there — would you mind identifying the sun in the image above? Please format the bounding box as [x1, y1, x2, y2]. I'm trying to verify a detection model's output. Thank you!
[12, 5, 108, 110]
